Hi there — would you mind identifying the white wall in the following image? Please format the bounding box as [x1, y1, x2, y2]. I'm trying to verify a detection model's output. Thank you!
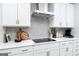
[0, 3, 5, 43]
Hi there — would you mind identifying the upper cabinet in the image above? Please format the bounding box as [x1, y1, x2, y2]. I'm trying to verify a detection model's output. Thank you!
[53, 3, 67, 27]
[49, 3, 74, 28]
[2, 3, 31, 27]
[66, 4, 74, 27]
[2, 3, 17, 27]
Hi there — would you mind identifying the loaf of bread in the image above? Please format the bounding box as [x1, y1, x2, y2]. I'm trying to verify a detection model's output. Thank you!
[21, 31, 30, 40]
[15, 28, 30, 42]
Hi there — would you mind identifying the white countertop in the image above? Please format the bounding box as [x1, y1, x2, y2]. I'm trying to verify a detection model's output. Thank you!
[0, 38, 79, 49]
[52, 38, 79, 41]
[34, 38, 79, 45]
[0, 40, 35, 49]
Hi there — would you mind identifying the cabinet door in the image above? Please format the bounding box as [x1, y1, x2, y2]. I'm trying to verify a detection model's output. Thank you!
[60, 47, 72, 56]
[73, 40, 79, 56]
[49, 48, 59, 56]
[60, 41, 73, 56]
[54, 3, 67, 27]
[66, 4, 74, 27]
[18, 3, 31, 27]
[2, 3, 17, 26]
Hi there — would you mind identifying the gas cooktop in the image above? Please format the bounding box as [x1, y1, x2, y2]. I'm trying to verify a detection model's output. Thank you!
[33, 38, 56, 43]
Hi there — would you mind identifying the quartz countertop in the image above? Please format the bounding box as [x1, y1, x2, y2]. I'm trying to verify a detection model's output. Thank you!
[52, 38, 79, 41]
[34, 38, 79, 45]
[0, 38, 79, 49]
[0, 40, 35, 50]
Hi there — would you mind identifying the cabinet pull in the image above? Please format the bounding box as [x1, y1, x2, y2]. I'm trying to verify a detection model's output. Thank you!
[16, 20, 19, 24]
[66, 48, 68, 52]
[22, 49, 28, 52]
[59, 22, 62, 26]
[47, 51, 50, 56]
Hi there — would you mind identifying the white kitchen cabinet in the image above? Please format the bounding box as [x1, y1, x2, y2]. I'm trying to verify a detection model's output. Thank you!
[49, 48, 59, 56]
[53, 3, 67, 27]
[0, 46, 33, 56]
[18, 3, 31, 27]
[49, 3, 74, 28]
[33, 44, 49, 56]
[59, 41, 73, 56]
[66, 4, 74, 27]
[2, 3, 31, 27]
[73, 40, 79, 56]
[34, 42, 59, 56]
[2, 3, 17, 26]
[48, 42, 59, 56]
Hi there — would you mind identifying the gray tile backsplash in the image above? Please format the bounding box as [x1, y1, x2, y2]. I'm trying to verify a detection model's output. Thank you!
[6, 16, 49, 41]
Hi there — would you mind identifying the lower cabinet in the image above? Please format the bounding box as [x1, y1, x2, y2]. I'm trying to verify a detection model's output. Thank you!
[34, 42, 60, 56]
[73, 40, 79, 56]
[0, 46, 34, 56]
[59, 41, 73, 56]
[34, 49, 59, 56]
[49, 48, 59, 56]
[0, 39, 79, 56]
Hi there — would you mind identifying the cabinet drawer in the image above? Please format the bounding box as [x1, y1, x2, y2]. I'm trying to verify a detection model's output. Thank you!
[34, 44, 48, 51]
[34, 43, 59, 51]
[0, 46, 33, 56]
[0, 49, 11, 56]
[10, 46, 33, 55]
[60, 41, 72, 47]
[34, 50, 47, 56]
[49, 43, 59, 48]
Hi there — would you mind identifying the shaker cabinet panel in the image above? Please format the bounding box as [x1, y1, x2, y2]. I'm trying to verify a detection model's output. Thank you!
[2, 3, 17, 26]
[60, 41, 73, 56]
[54, 3, 67, 27]
[49, 48, 59, 56]
[18, 3, 31, 27]
[73, 40, 79, 56]
[49, 3, 74, 28]
[66, 4, 74, 27]
[2, 3, 31, 27]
